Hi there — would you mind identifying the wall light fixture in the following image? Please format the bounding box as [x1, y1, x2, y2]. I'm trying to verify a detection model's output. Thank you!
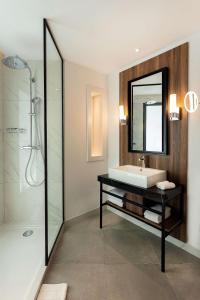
[169, 94, 180, 121]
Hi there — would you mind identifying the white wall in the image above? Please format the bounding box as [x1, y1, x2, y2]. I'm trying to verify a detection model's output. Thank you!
[108, 33, 200, 251]
[0, 54, 4, 223]
[108, 72, 119, 169]
[187, 33, 200, 250]
[65, 61, 107, 220]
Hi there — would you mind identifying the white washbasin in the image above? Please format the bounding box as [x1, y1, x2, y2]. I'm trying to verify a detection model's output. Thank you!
[108, 165, 166, 188]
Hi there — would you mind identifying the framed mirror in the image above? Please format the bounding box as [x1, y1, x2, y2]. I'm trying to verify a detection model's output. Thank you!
[128, 68, 168, 154]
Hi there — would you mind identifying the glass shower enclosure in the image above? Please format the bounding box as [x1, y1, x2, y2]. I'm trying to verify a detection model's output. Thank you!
[43, 19, 64, 262]
[0, 19, 64, 299]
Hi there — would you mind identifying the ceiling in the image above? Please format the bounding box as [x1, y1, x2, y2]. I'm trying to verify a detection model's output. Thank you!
[0, 0, 200, 74]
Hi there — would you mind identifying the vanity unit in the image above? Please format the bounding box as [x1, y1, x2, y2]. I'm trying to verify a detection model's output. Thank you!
[118, 43, 188, 244]
[98, 43, 188, 272]
[97, 174, 183, 272]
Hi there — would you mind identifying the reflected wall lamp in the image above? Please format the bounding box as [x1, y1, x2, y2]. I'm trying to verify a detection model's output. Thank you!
[119, 105, 127, 125]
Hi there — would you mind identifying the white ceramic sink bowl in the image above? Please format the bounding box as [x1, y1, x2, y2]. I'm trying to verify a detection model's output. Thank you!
[108, 165, 166, 188]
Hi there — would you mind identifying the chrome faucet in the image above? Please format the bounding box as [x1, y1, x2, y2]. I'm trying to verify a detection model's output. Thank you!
[139, 155, 145, 170]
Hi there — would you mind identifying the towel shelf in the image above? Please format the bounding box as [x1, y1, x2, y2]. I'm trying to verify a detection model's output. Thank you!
[97, 174, 183, 273]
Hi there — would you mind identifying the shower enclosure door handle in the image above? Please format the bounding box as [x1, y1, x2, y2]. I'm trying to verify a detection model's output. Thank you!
[21, 145, 40, 150]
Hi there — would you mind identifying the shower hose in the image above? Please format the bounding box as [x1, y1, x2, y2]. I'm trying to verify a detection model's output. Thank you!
[25, 98, 45, 187]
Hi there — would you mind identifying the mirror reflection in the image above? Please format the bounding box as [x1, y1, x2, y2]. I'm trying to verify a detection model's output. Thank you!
[128, 68, 168, 154]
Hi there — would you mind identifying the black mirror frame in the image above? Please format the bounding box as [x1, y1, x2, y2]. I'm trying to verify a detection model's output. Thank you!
[127, 67, 168, 155]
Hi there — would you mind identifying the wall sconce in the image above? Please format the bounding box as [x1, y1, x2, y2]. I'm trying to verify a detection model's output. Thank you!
[119, 105, 127, 125]
[184, 91, 199, 113]
[169, 94, 180, 121]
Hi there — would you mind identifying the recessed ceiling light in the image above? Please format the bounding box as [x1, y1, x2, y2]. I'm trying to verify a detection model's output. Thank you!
[135, 48, 140, 53]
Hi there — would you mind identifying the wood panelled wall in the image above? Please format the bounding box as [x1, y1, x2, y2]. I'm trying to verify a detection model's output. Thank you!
[119, 43, 188, 242]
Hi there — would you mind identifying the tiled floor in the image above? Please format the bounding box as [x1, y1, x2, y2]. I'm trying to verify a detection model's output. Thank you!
[44, 209, 200, 300]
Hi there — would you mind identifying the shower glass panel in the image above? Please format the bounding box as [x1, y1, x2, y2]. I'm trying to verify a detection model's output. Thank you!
[0, 19, 64, 299]
[0, 52, 45, 299]
[44, 20, 64, 261]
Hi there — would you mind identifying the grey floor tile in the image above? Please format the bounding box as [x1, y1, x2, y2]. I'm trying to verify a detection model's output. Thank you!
[64, 210, 101, 233]
[166, 263, 200, 300]
[44, 263, 106, 300]
[65, 209, 136, 233]
[150, 235, 200, 265]
[103, 228, 159, 264]
[44, 210, 200, 300]
[52, 231, 105, 264]
[104, 264, 177, 300]
[102, 210, 139, 231]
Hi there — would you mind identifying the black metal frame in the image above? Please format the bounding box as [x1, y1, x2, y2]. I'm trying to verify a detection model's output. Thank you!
[43, 19, 65, 265]
[143, 102, 162, 152]
[128, 67, 168, 155]
[98, 174, 183, 272]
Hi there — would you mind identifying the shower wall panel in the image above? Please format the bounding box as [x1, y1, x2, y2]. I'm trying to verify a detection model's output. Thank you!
[1, 60, 45, 225]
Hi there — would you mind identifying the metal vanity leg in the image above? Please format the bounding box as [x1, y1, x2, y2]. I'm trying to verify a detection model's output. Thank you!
[100, 182, 103, 229]
[180, 193, 184, 223]
[161, 198, 166, 272]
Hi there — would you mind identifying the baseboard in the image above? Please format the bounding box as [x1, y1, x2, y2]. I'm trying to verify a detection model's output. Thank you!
[108, 206, 200, 259]
[66, 206, 99, 222]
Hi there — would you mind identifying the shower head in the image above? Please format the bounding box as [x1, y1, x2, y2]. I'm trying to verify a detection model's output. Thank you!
[1, 55, 28, 70]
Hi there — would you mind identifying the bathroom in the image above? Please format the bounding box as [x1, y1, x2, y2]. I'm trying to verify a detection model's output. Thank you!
[1, 1, 200, 300]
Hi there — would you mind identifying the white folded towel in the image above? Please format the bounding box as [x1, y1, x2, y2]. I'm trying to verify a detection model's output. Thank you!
[156, 180, 176, 190]
[144, 204, 171, 224]
[108, 188, 125, 207]
[37, 283, 68, 300]
[109, 188, 126, 197]
[150, 204, 171, 216]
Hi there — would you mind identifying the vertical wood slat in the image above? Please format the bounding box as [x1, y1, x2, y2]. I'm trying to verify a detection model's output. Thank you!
[119, 43, 188, 242]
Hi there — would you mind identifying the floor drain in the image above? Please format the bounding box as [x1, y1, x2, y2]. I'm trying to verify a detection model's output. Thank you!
[23, 230, 34, 237]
